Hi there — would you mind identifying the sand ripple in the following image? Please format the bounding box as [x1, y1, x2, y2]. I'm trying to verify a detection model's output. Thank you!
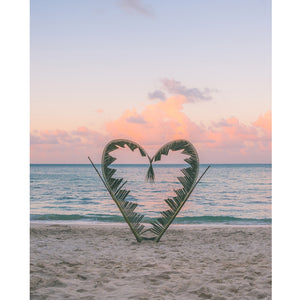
[30, 224, 271, 299]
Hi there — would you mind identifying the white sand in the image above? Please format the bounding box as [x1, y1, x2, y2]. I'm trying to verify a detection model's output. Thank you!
[30, 224, 271, 299]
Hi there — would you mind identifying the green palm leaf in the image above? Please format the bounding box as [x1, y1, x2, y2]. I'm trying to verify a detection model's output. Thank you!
[89, 139, 149, 242]
[89, 139, 210, 243]
[101, 139, 151, 242]
[149, 139, 210, 242]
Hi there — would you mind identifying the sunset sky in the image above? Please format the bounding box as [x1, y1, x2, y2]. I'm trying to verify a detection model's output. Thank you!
[30, 0, 271, 164]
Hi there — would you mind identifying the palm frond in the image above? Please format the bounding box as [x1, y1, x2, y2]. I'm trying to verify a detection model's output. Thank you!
[100, 139, 148, 242]
[89, 139, 210, 243]
[149, 139, 201, 242]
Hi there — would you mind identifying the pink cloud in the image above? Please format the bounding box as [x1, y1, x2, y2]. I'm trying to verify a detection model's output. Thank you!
[30, 129, 81, 145]
[252, 111, 272, 151]
[105, 96, 271, 163]
[30, 127, 108, 164]
[106, 96, 197, 145]
[30, 98, 272, 163]
[148, 79, 218, 102]
[253, 110, 272, 133]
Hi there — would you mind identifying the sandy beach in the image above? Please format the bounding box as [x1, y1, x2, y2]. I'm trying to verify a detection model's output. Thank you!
[30, 224, 271, 299]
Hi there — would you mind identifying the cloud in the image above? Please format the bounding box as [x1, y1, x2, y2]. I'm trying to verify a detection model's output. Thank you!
[253, 111, 271, 133]
[71, 126, 108, 145]
[31, 127, 107, 147]
[30, 129, 80, 145]
[106, 96, 191, 145]
[252, 110, 272, 152]
[213, 119, 234, 127]
[30, 127, 108, 164]
[162, 78, 218, 102]
[105, 95, 271, 162]
[30, 100, 271, 163]
[119, 0, 153, 17]
[148, 90, 166, 101]
[148, 78, 218, 103]
[97, 109, 103, 114]
[126, 115, 147, 124]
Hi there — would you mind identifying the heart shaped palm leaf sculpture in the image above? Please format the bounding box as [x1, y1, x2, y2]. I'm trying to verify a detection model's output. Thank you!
[88, 139, 210, 242]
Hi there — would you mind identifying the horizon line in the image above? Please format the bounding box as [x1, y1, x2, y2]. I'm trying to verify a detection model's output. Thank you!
[30, 162, 272, 165]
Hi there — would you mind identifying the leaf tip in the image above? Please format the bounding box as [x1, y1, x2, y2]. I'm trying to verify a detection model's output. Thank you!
[145, 162, 155, 183]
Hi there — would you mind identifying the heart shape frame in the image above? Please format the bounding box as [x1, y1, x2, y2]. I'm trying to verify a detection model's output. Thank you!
[88, 139, 210, 242]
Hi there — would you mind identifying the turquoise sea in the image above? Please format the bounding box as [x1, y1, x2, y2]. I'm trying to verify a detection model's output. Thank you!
[30, 164, 271, 225]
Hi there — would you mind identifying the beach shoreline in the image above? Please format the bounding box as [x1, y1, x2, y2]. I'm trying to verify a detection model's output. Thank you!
[31, 223, 271, 299]
[30, 220, 271, 227]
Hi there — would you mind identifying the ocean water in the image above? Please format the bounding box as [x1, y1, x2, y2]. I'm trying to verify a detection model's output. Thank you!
[30, 164, 271, 225]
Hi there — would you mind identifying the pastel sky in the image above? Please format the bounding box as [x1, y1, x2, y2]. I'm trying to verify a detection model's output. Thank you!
[30, 0, 271, 164]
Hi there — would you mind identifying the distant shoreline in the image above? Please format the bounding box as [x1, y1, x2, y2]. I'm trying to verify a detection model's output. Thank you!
[30, 220, 272, 228]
